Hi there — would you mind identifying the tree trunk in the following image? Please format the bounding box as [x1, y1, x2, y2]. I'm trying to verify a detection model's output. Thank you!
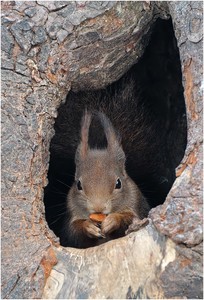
[1, 1, 202, 299]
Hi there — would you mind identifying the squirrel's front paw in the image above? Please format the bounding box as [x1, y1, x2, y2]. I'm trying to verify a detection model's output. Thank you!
[101, 213, 121, 235]
[83, 220, 104, 239]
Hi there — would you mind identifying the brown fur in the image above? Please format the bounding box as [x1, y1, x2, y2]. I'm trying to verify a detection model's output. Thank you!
[66, 112, 149, 248]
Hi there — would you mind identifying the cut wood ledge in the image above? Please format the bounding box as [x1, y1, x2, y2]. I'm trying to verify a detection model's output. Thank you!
[43, 222, 176, 299]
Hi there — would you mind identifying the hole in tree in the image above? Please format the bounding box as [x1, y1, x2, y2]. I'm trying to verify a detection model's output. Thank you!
[44, 18, 187, 247]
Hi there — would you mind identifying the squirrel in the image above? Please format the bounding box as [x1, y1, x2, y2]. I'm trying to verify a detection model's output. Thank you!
[62, 111, 150, 248]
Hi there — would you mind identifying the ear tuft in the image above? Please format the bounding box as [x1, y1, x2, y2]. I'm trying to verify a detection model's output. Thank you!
[98, 112, 126, 163]
[76, 110, 92, 162]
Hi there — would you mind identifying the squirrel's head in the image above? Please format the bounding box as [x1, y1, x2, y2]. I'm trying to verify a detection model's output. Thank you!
[73, 111, 128, 214]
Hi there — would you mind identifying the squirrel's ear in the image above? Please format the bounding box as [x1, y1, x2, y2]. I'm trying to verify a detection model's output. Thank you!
[76, 110, 92, 162]
[99, 112, 126, 163]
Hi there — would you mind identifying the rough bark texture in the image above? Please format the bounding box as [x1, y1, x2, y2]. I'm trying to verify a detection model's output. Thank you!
[1, 1, 203, 299]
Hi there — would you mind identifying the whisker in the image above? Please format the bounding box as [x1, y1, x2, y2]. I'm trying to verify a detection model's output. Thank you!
[49, 213, 67, 226]
[46, 203, 67, 209]
[46, 188, 68, 196]
[56, 179, 73, 189]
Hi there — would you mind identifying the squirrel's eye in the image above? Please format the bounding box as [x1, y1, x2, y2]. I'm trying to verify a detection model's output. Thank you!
[115, 178, 122, 189]
[77, 180, 82, 190]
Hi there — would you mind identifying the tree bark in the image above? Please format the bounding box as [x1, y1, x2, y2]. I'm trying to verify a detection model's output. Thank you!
[1, 1, 202, 299]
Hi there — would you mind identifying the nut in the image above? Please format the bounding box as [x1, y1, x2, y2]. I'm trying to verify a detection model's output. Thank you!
[89, 213, 106, 223]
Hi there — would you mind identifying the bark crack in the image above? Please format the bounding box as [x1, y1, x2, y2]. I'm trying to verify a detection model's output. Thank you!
[1, 67, 29, 78]
[36, 2, 68, 13]
[4, 274, 20, 299]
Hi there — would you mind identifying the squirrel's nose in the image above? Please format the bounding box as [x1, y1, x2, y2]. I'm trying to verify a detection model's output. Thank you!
[89, 201, 111, 214]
